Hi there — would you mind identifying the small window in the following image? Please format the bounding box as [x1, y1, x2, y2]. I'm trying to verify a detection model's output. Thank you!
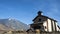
[38, 19, 41, 22]
[45, 26, 47, 29]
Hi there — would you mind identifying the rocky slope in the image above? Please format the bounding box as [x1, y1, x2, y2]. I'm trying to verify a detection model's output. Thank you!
[0, 18, 29, 31]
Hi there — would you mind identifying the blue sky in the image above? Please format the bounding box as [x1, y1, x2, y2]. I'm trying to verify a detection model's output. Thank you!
[0, 0, 60, 26]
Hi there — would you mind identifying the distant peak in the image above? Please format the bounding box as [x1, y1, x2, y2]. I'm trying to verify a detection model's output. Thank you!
[8, 18, 15, 20]
[9, 18, 12, 20]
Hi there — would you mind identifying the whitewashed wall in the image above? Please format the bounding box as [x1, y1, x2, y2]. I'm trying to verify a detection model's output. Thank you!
[43, 21, 47, 31]
[43, 19, 60, 32]
[52, 21, 55, 31]
[55, 22, 60, 31]
[48, 19, 52, 32]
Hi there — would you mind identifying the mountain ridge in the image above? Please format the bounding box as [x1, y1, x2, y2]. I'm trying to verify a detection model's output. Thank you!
[0, 18, 29, 31]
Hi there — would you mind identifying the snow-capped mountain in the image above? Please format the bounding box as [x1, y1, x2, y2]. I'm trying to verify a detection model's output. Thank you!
[0, 18, 29, 31]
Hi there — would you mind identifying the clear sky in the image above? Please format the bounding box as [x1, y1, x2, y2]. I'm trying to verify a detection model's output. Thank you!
[0, 0, 60, 26]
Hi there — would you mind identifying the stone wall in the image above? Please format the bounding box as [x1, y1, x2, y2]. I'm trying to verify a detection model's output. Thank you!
[0, 31, 60, 34]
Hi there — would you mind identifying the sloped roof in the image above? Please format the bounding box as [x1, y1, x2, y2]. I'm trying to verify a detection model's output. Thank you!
[33, 15, 57, 22]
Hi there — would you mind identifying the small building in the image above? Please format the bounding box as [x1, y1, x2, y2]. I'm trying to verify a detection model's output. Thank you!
[29, 11, 60, 32]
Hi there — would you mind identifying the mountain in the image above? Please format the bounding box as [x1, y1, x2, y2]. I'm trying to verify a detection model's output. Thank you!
[0, 18, 29, 31]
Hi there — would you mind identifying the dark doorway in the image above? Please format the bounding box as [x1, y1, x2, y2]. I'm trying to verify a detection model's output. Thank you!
[34, 26, 41, 30]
